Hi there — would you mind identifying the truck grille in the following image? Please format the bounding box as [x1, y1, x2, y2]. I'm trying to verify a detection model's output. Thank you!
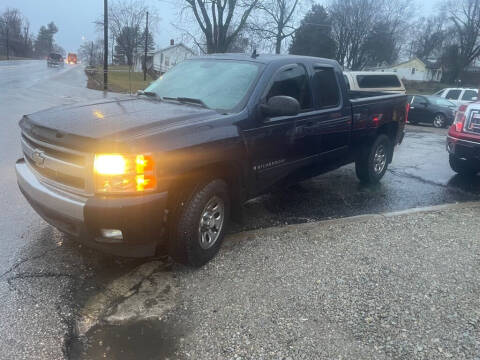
[21, 132, 94, 195]
[465, 110, 480, 135]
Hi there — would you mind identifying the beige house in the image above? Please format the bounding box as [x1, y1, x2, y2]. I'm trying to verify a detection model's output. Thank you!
[376, 57, 442, 82]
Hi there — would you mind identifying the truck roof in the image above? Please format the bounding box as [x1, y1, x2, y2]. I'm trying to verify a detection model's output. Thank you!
[194, 53, 341, 67]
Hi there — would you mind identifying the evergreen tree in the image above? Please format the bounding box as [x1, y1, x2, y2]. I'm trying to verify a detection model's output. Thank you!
[289, 5, 336, 59]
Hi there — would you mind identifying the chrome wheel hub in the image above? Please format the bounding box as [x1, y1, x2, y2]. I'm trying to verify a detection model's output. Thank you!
[198, 196, 225, 249]
[433, 115, 444, 128]
[373, 144, 387, 174]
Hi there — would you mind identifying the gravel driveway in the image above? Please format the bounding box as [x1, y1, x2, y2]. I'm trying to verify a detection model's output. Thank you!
[77, 203, 480, 359]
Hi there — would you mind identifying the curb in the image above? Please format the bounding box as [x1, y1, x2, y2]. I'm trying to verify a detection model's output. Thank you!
[227, 201, 480, 241]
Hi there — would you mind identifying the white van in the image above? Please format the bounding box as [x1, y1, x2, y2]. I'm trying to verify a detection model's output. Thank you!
[343, 71, 406, 94]
[433, 88, 478, 107]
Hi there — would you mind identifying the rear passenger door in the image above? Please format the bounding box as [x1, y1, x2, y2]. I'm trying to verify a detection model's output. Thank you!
[460, 90, 478, 104]
[305, 64, 351, 155]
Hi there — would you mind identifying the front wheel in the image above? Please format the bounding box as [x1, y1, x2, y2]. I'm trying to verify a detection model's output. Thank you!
[169, 179, 230, 267]
[449, 154, 478, 176]
[433, 113, 446, 128]
[355, 134, 392, 184]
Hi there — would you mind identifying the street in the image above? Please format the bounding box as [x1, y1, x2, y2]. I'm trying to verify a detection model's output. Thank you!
[1, 60, 480, 359]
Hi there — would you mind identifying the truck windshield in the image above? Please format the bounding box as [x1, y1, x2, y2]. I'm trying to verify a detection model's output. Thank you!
[145, 59, 262, 112]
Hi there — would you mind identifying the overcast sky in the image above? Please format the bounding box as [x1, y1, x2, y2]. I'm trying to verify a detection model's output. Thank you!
[0, 0, 439, 53]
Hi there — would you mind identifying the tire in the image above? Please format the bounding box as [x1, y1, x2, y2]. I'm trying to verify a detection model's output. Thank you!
[169, 179, 230, 267]
[449, 154, 478, 176]
[355, 134, 392, 184]
[433, 113, 447, 128]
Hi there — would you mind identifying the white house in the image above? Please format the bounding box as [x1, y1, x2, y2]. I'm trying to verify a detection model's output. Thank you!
[134, 40, 196, 73]
[152, 40, 196, 74]
[375, 57, 442, 82]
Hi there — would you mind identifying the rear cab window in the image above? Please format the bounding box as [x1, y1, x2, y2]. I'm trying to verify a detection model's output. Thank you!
[356, 74, 401, 89]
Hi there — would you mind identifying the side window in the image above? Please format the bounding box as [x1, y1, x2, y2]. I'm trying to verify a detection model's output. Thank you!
[411, 96, 426, 105]
[312, 67, 340, 108]
[267, 65, 312, 110]
[446, 89, 461, 100]
[462, 90, 477, 100]
[356, 75, 401, 88]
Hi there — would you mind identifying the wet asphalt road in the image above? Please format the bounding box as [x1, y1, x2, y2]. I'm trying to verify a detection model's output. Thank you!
[1, 60, 480, 359]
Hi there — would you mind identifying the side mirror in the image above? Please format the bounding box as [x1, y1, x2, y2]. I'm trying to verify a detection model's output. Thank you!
[261, 96, 300, 118]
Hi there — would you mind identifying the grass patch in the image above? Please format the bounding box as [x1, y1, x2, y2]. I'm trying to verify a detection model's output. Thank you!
[86, 66, 155, 93]
[404, 80, 451, 95]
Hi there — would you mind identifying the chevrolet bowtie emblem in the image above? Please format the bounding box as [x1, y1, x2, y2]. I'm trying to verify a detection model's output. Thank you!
[32, 149, 46, 168]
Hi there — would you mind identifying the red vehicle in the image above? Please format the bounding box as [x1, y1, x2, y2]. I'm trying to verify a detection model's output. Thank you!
[67, 53, 77, 64]
[447, 102, 480, 175]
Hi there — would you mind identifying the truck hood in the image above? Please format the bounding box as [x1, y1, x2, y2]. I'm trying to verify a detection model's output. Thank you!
[21, 97, 220, 144]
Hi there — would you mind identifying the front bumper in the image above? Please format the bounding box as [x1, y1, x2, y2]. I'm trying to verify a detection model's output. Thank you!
[447, 135, 480, 161]
[447, 135, 480, 163]
[16, 158, 168, 257]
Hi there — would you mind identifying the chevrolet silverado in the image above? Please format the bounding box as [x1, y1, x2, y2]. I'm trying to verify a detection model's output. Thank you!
[16, 54, 408, 266]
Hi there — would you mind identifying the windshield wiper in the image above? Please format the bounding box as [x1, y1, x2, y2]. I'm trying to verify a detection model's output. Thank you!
[137, 90, 158, 97]
[162, 96, 209, 109]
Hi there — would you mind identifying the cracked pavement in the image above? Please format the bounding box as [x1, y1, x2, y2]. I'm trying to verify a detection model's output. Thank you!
[2, 60, 480, 359]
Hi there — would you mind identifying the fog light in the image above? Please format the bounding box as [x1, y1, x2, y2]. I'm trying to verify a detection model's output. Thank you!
[100, 229, 123, 240]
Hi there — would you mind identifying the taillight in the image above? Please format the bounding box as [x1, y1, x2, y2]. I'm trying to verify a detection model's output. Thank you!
[405, 102, 410, 123]
[453, 104, 468, 132]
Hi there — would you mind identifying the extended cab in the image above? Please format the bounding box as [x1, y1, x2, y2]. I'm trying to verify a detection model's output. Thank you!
[16, 54, 408, 266]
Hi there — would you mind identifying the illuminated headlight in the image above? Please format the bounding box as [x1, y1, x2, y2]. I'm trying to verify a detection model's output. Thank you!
[93, 154, 156, 193]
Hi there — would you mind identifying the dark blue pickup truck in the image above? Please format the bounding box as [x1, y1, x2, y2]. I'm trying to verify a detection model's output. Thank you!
[16, 54, 408, 266]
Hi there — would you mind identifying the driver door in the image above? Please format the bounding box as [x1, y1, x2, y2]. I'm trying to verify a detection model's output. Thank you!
[243, 63, 315, 193]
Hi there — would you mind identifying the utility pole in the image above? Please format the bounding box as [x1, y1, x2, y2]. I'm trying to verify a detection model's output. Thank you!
[103, 0, 108, 91]
[6, 25, 9, 60]
[143, 11, 149, 81]
[111, 33, 114, 65]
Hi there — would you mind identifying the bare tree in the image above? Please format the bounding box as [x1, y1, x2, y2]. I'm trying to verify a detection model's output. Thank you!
[96, 0, 158, 66]
[446, 0, 480, 79]
[411, 16, 446, 61]
[330, 0, 412, 70]
[79, 39, 104, 66]
[249, 0, 300, 54]
[182, 0, 260, 53]
[0, 8, 22, 59]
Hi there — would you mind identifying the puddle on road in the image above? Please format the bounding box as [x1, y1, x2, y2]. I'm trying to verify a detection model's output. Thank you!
[70, 318, 184, 360]
[69, 260, 181, 360]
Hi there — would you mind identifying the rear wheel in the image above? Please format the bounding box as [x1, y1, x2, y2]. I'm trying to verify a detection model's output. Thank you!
[169, 179, 230, 267]
[433, 113, 447, 128]
[449, 154, 478, 176]
[355, 134, 392, 184]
